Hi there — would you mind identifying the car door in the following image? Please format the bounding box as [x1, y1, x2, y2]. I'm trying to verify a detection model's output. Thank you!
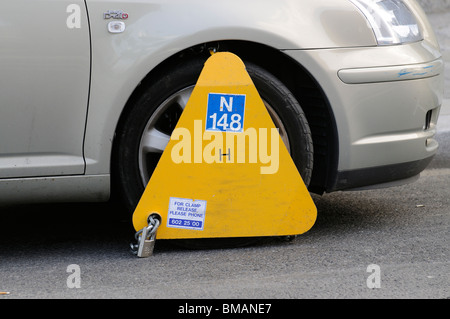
[0, 0, 90, 178]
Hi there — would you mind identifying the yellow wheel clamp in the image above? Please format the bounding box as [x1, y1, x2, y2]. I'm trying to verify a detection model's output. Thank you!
[132, 52, 316, 256]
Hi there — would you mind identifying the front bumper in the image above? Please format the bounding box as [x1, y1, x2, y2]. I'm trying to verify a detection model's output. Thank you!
[285, 40, 444, 191]
[330, 156, 434, 191]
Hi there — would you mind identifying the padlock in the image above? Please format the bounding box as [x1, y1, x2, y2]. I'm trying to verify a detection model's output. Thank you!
[135, 215, 160, 258]
[136, 225, 154, 258]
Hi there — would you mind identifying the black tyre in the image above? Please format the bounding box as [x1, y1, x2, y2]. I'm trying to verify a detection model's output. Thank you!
[114, 55, 313, 248]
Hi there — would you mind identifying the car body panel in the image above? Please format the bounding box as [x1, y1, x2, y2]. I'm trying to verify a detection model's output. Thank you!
[0, 0, 444, 204]
[0, 0, 90, 178]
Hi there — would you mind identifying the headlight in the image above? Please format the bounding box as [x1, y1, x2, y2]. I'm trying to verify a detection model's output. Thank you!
[349, 0, 423, 45]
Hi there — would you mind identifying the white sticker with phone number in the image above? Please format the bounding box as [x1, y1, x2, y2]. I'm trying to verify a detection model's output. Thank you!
[167, 197, 207, 231]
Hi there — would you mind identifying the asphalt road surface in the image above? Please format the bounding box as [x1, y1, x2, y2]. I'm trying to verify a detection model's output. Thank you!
[0, 107, 448, 299]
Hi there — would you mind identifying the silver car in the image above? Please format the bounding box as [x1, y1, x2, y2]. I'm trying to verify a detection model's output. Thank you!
[0, 0, 443, 214]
